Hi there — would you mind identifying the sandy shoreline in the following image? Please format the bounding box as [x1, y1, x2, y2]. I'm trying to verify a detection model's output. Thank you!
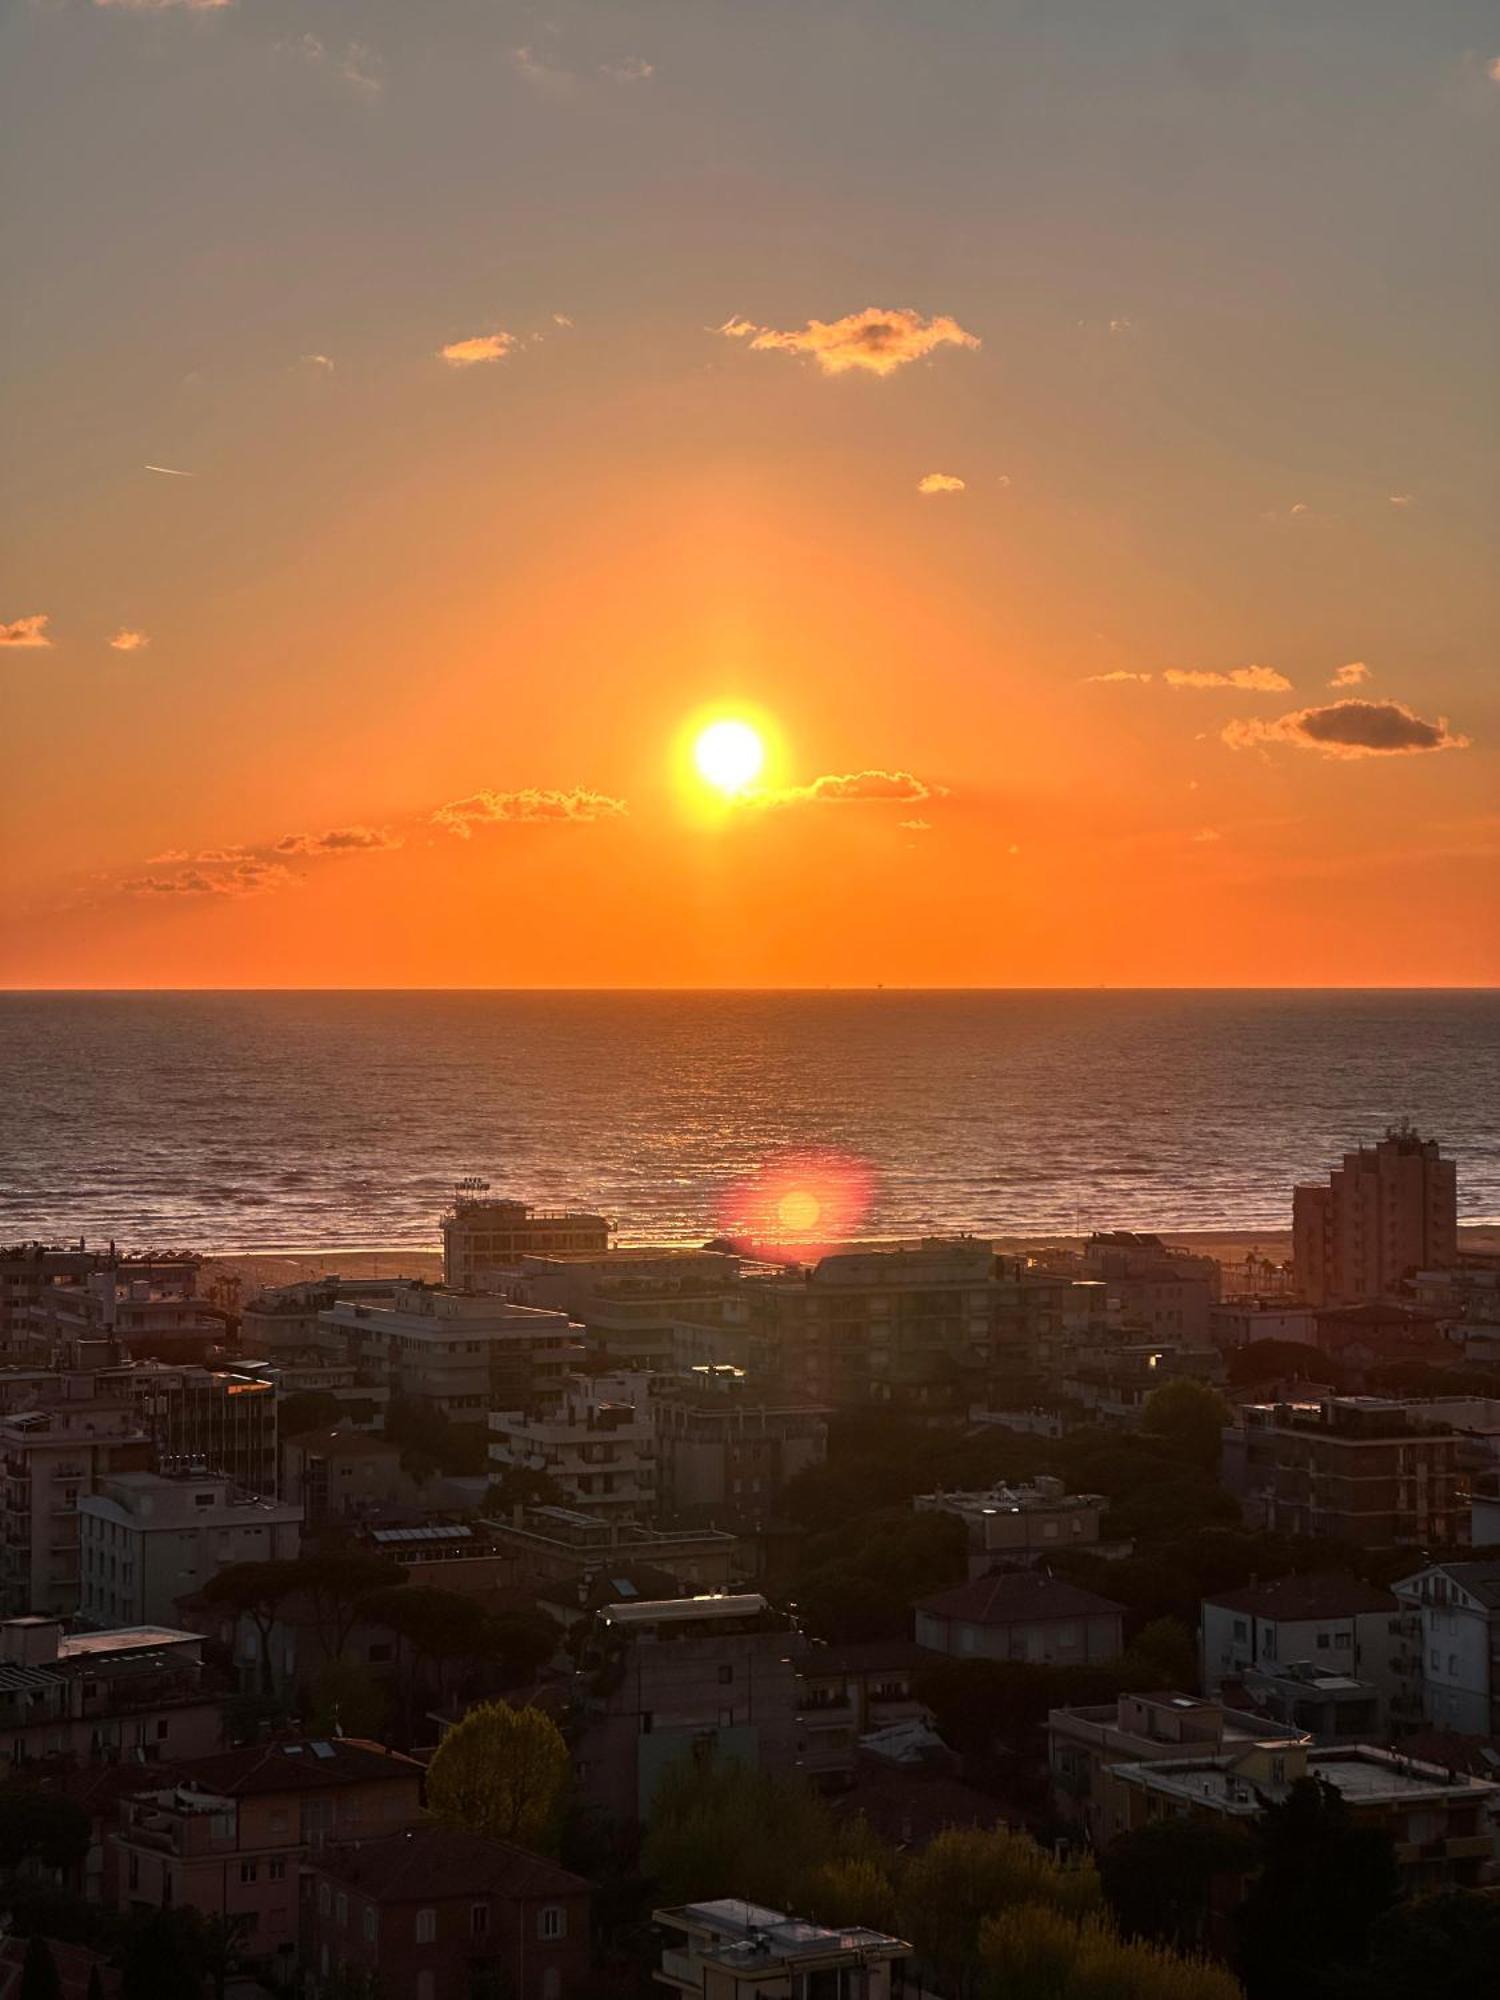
[202, 1224, 1499, 1295]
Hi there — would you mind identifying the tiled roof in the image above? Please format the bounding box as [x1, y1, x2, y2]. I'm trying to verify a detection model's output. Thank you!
[915, 1569, 1125, 1627]
[1424, 1562, 1500, 1611]
[315, 1825, 589, 1903]
[1208, 1572, 1397, 1621]
[150, 1737, 422, 1798]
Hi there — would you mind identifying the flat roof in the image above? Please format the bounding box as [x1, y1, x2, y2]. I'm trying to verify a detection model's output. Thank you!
[58, 1626, 201, 1658]
[664, 1898, 908, 1965]
[602, 1593, 766, 1627]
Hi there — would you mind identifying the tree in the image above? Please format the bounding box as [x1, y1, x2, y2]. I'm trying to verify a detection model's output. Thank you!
[426, 1701, 571, 1853]
[118, 1909, 205, 2000]
[277, 1390, 343, 1437]
[308, 1658, 391, 1740]
[979, 1902, 1243, 2000]
[484, 1466, 567, 1513]
[794, 1508, 968, 1642]
[1118, 1616, 1198, 1693]
[804, 1856, 897, 1933]
[200, 1559, 304, 1696]
[1141, 1379, 1233, 1475]
[643, 1755, 852, 1914]
[1100, 1819, 1253, 1954]
[18, 1935, 62, 2000]
[0, 1786, 91, 1876]
[1350, 1888, 1500, 2000]
[296, 1550, 405, 1660]
[357, 1584, 498, 1720]
[1235, 1777, 1399, 2000]
[899, 1824, 1100, 1998]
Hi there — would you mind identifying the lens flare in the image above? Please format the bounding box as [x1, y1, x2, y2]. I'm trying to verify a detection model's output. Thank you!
[693, 718, 765, 796]
[718, 1149, 876, 1263]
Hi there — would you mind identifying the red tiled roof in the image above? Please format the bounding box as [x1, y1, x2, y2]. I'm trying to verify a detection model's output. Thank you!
[1207, 1572, 1397, 1621]
[141, 1737, 423, 1799]
[314, 1825, 589, 1903]
[0, 1937, 118, 2000]
[915, 1569, 1125, 1628]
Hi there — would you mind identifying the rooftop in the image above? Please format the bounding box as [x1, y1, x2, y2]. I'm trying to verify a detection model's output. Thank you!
[659, 1898, 909, 1969]
[916, 1569, 1125, 1628]
[143, 1737, 422, 1798]
[1207, 1573, 1398, 1621]
[315, 1825, 587, 1903]
[600, 1592, 768, 1629]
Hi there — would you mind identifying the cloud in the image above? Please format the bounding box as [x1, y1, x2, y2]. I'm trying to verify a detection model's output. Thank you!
[599, 57, 654, 83]
[1389, 493, 1413, 509]
[123, 860, 291, 899]
[917, 472, 966, 496]
[1, 614, 52, 649]
[1108, 316, 1134, 335]
[93, 1, 231, 10]
[1489, 57, 1500, 82]
[439, 332, 517, 367]
[287, 36, 384, 99]
[718, 307, 980, 379]
[1329, 661, 1370, 688]
[274, 826, 402, 855]
[1163, 665, 1291, 692]
[433, 788, 628, 837]
[145, 849, 189, 864]
[195, 846, 251, 863]
[510, 46, 575, 97]
[1083, 670, 1152, 684]
[1191, 827, 1222, 844]
[109, 628, 149, 652]
[552, 314, 574, 328]
[762, 770, 945, 807]
[900, 818, 933, 832]
[144, 464, 195, 478]
[1223, 698, 1471, 760]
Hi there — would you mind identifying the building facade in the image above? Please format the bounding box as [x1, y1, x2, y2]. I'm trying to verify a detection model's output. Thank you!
[651, 1367, 830, 1521]
[488, 1374, 656, 1520]
[1392, 1561, 1500, 1738]
[78, 1471, 302, 1629]
[440, 1193, 610, 1292]
[913, 1478, 1105, 1578]
[914, 1571, 1125, 1665]
[320, 1287, 582, 1424]
[1293, 1127, 1459, 1307]
[1223, 1396, 1462, 1546]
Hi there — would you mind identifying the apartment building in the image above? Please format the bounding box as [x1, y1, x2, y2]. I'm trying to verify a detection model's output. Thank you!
[1223, 1396, 1462, 1546]
[1200, 1573, 1401, 1727]
[651, 1367, 830, 1521]
[1293, 1127, 1458, 1307]
[914, 1477, 1105, 1578]
[488, 1373, 656, 1519]
[110, 1738, 424, 1976]
[1048, 1691, 1304, 1848]
[440, 1192, 609, 1292]
[241, 1277, 408, 1362]
[1208, 1301, 1317, 1351]
[281, 1429, 411, 1527]
[1081, 1232, 1221, 1342]
[78, 1471, 302, 1628]
[1060, 1340, 1225, 1426]
[302, 1828, 591, 2000]
[572, 1593, 805, 1823]
[1111, 1740, 1498, 1894]
[0, 1615, 223, 1768]
[0, 1246, 200, 1366]
[0, 1397, 152, 1617]
[1392, 1560, 1500, 1738]
[654, 1899, 910, 2000]
[320, 1286, 582, 1423]
[793, 1638, 930, 1789]
[484, 1504, 742, 1610]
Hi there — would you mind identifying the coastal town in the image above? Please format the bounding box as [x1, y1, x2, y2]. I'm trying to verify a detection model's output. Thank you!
[0, 1125, 1495, 1995]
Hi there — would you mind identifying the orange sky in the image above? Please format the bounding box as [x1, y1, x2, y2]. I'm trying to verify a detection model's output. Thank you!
[2, 2, 1496, 988]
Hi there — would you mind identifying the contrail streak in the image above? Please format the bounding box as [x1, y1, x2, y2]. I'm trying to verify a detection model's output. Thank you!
[144, 463, 196, 478]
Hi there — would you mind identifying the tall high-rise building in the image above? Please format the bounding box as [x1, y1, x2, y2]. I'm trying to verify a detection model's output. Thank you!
[1293, 1127, 1458, 1307]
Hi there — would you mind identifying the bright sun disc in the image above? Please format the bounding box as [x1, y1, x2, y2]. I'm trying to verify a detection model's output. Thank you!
[693, 718, 765, 796]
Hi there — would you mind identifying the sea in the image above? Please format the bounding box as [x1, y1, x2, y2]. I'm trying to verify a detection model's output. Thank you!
[1, 991, 1496, 1253]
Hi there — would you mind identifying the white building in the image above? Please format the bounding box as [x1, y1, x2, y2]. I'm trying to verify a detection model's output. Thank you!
[79, 1471, 302, 1629]
[1392, 1561, 1500, 1739]
[1200, 1573, 1402, 1724]
[319, 1286, 581, 1422]
[488, 1373, 656, 1519]
[440, 1192, 609, 1292]
[654, 1899, 910, 1998]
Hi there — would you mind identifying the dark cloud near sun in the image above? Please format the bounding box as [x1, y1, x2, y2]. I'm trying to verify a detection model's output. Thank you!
[717, 307, 980, 378]
[1224, 698, 1471, 759]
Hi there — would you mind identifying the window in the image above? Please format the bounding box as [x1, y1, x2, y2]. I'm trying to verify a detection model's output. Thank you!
[470, 1903, 490, 1937]
[538, 1906, 567, 1942]
[318, 1882, 332, 1917]
[718, 1664, 733, 1685]
[1232, 1619, 1248, 1642]
[336, 1893, 347, 1929]
[415, 1908, 437, 1944]
[416, 1976, 435, 2000]
[240, 1861, 258, 1885]
[362, 1907, 377, 1943]
[195, 1491, 215, 1508]
[268, 1859, 286, 1882]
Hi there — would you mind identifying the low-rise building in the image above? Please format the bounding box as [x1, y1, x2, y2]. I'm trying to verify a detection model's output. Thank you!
[654, 1898, 911, 1999]
[1199, 1573, 1401, 1722]
[913, 1477, 1105, 1577]
[1048, 1691, 1304, 1848]
[441, 1191, 610, 1292]
[485, 1503, 743, 1607]
[1226, 1661, 1384, 1744]
[489, 1373, 656, 1520]
[1111, 1740, 1498, 1893]
[281, 1429, 411, 1526]
[572, 1594, 805, 1823]
[1223, 1396, 1462, 1546]
[321, 1287, 582, 1424]
[1061, 1342, 1225, 1426]
[915, 1570, 1125, 1666]
[302, 1826, 591, 2000]
[1392, 1561, 1500, 1738]
[1081, 1233, 1220, 1343]
[794, 1638, 932, 1790]
[78, 1471, 303, 1629]
[110, 1738, 425, 1975]
[1208, 1301, 1317, 1351]
[0, 1615, 222, 1768]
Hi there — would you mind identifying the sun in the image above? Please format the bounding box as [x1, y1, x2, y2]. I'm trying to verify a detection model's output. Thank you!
[693, 718, 765, 797]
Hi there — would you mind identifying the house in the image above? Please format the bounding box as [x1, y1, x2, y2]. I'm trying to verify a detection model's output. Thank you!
[109, 1738, 424, 1976]
[1392, 1561, 1500, 1738]
[0, 1616, 222, 1769]
[655, 1898, 910, 1998]
[913, 1478, 1106, 1577]
[302, 1826, 591, 2000]
[914, 1569, 1125, 1665]
[1199, 1573, 1401, 1725]
[1047, 1691, 1304, 1848]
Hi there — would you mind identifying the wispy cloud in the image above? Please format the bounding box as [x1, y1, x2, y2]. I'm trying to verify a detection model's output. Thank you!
[301, 354, 335, 373]
[439, 332, 517, 367]
[94, 1, 231, 11]
[274, 826, 402, 855]
[433, 788, 628, 837]
[123, 860, 292, 899]
[1083, 670, 1152, 684]
[1388, 493, 1413, 509]
[599, 56, 654, 83]
[511, 44, 654, 96]
[1164, 665, 1291, 692]
[718, 307, 980, 379]
[1223, 698, 1470, 760]
[759, 770, 946, 807]
[900, 818, 933, 832]
[284, 34, 384, 100]
[917, 472, 966, 496]
[1329, 661, 1370, 689]
[109, 628, 149, 653]
[1, 614, 52, 649]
